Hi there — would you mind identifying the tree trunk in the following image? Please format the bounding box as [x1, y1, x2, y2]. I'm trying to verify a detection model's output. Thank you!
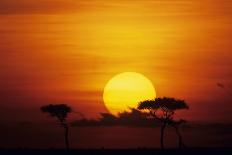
[160, 123, 167, 149]
[175, 126, 183, 148]
[64, 125, 69, 150]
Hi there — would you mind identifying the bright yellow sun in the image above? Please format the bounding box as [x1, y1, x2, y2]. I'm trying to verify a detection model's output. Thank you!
[103, 72, 156, 115]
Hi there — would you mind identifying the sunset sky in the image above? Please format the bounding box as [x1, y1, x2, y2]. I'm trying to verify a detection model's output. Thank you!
[0, 0, 232, 124]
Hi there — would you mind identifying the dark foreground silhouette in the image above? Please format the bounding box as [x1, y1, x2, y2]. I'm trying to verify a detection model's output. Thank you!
[72, 97, 189, 149]
[41, 104, 72, 150]
[1, 148, 232, 155]
[138, 97, 189, 149]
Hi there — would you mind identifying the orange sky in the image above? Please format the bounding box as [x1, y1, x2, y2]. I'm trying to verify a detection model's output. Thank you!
[0, 0, 232, 122]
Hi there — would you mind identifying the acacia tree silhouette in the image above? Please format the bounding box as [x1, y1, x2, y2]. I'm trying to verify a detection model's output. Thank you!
[138, 97, 189, 149]
[41, 104, 72, 150]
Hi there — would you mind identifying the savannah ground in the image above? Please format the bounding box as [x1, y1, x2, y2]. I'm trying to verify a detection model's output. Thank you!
[1, 122, 232, 148]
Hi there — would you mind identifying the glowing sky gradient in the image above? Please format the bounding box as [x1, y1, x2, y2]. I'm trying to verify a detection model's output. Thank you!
[0, 0, 232, 122]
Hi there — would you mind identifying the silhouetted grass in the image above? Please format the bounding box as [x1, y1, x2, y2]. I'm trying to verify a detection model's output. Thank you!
[0, 148, 232, 155]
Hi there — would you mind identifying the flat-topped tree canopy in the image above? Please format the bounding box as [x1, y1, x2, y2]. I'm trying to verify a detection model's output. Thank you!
[138, 97, 189, 111]
[41, 104, 72, 123]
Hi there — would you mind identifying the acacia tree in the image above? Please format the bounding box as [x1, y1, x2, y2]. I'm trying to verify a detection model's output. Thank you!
[169, 119, 187, 148]
[138, 97, 189, 149]
[41, 104, 72, 149]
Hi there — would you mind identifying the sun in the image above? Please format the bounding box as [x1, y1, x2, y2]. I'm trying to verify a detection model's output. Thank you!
[103, 72, 156, 115]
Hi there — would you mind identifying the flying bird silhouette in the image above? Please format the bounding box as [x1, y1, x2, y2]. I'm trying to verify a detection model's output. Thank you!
[217, 82, 232, 96]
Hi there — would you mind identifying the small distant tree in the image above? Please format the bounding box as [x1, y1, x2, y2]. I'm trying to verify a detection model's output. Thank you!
[138, 97, 189, 149]
[169, 119, 187, 148]
[41, 104, 72, 149]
